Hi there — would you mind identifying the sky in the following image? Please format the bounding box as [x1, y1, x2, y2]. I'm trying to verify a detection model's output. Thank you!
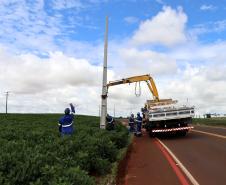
[0, 0, 226, 117]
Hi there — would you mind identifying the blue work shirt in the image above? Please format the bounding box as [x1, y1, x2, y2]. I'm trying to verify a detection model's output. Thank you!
[129, 117, 135, 132]
[106, 116, 114, 124]
[136, 115, 143, 133]
[59, 114, 74, 135]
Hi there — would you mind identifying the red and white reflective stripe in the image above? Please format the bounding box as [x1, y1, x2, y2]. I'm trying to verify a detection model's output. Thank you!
[152, 126, 194, 133]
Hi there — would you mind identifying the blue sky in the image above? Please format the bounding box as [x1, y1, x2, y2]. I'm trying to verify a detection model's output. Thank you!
[0, 0, 226, 116]
[1, 0, 226, 55]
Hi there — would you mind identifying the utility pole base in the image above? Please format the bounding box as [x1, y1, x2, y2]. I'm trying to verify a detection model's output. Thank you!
[100, 124, 106, 129]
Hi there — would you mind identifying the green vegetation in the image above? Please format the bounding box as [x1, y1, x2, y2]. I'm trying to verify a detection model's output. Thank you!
[193, 117, 226, 127]
[0, 114, 129, 185]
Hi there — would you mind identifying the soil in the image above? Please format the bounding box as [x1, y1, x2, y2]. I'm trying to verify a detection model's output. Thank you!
[116, 130, 181, 185]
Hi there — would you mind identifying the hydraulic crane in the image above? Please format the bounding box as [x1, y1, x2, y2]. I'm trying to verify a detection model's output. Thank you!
[107, 74, 176, 107]
[107, 74, 159, 101]
[107, 74, 194, 137]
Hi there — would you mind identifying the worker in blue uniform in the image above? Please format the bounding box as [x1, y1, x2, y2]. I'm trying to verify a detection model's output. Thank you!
[58, 103, 75, 135]
[128, 113, 135, 133]
[141, 105, 148, 120]
[106, 114, 115, 130]
[135, 112, 142, 136]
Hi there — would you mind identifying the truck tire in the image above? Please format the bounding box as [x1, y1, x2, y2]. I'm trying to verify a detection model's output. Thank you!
[177, 131, 187, 136]
[149, 130, 155, 137]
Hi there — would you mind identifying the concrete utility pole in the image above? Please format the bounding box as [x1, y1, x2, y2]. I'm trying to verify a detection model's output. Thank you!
[5, 91, 10, 114]
[100, 16, 109, 129]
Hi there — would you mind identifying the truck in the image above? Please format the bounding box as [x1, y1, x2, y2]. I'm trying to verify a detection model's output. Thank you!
[107, 74, 194, 136]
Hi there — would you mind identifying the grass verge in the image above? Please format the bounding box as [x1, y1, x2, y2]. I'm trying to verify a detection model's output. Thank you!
[98, 130, 133, 185]
[193, 118, 226, 127]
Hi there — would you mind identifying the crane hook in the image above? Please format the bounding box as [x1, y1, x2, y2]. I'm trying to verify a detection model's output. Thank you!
[135, 82, 141, 97]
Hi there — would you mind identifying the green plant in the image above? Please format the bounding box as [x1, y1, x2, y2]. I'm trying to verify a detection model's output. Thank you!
[0, 114, 129, 184]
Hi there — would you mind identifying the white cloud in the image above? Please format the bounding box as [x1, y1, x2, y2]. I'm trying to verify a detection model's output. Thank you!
[124, 16, 139, 24]
[48, 0, 108, 11]
[169, 41, 226, 63]
[0, 49, 102, 94]
[200, 4, 217, 11]
[188, 20, 226, 40]
[116, 12, 226, 115]
[118, 48, 177, 76]
[0, 0, 63, 54]
[59, 40, 104, 65]
[1, 86, 103, 115]
[51, 0, 84, 10]
[159, 39, 226, 115]
[1, 39, 226, 116]
[155, 0, 165, 5]
[164, 64, 226, 115]
[0, 0, 103, 56]
[132, 6, 187, 46]
[0, 47, 118, 115]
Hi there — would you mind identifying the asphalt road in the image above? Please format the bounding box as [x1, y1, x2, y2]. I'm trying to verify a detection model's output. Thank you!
[193, 125, 226, 136]
[119, 125, 226, 185]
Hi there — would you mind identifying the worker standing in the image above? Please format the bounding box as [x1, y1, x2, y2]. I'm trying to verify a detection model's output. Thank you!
[58, 103, 75, 136]
[135, 112, 142, 136]
[106, 114, 115, 130]
[141, 105, 148, 126]
[128, 113, 135, 133]
[141, 105, 148, 119]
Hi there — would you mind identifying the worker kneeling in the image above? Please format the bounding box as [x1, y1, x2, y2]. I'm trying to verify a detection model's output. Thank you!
[135, 112, 142, 137]
[58, 103, 75, 136]
[106, 114, 115, 130]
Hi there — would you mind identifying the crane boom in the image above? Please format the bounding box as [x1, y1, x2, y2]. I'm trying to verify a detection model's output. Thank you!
[107, 74, 159, 101]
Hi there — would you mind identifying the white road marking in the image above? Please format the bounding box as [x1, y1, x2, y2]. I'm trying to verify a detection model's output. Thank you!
[157, 138, 199, 185]
[192, 130, 226, 139]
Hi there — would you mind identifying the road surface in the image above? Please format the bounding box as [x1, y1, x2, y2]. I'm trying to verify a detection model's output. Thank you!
[117, 125, 226, 185]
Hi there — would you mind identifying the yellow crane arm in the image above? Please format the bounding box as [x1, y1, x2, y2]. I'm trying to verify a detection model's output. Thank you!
[107, 74, 159, 101]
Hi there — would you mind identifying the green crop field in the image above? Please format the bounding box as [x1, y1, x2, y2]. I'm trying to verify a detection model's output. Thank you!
[0, 114, 130, 185]
[193, 117, 226, 127]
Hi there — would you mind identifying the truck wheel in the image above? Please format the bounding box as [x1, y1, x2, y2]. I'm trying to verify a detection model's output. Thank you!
[178, 131, 187, 136]
[149, 131, 155, 137]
